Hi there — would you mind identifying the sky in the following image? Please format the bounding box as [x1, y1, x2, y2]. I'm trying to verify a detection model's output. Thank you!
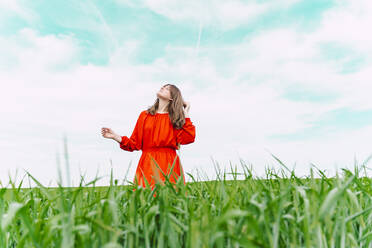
[1, 0, 372, 187]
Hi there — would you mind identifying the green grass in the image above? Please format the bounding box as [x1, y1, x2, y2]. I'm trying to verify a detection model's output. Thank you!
[0, 159, 371, 247]
[0, 137, 371, 247]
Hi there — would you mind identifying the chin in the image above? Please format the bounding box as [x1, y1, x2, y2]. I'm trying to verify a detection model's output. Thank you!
[157, 93, 165, 99]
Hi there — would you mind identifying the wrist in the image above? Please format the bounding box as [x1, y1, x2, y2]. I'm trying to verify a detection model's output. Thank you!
[113, 134, 122, 143]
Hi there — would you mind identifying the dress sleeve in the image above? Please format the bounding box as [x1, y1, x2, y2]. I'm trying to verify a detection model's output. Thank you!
[175, 118, 196, 145]
[119, 111, 144, 152]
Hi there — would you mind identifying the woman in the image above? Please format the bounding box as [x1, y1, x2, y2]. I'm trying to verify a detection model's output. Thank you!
[101, 84, 196, 192]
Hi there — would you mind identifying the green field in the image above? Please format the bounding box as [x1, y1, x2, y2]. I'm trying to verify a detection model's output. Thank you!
[0, 155, 371, 248]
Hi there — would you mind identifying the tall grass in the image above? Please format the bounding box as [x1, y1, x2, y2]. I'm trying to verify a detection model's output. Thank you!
[0, 139, 371, 247]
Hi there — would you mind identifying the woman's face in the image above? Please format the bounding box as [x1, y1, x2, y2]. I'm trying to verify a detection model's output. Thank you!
[157, 84, 172, 100]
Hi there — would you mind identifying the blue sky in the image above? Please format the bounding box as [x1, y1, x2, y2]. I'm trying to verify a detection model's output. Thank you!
[1, 0, 372, 186]
[0, 0, 336, 65]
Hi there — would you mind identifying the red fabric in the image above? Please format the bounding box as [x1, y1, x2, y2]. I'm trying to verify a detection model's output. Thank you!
[120, 110, 196, 191]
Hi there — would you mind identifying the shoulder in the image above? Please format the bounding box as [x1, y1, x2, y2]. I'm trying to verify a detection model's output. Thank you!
[140, 110, 150, 118]
[134, 110, 149, 123]
[144, 109, 153, 115]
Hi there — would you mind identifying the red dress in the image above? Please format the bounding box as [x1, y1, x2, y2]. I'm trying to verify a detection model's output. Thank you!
[119, 110, 196, 190]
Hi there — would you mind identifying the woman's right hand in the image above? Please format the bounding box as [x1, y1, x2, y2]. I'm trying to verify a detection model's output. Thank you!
[101, 127, 117, 139]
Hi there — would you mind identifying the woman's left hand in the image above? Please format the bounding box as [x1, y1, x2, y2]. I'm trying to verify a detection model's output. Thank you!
[183, 101, 190, 117]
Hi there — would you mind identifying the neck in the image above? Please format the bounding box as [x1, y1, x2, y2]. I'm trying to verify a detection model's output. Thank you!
[158, 98, 169, 112]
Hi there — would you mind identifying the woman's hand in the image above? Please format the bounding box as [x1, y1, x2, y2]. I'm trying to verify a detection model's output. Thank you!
[183, 101, 191, 118]
[101, 127, 118, 139]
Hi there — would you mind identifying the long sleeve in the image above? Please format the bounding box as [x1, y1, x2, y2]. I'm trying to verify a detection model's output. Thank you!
[120, 111, 144, 152]
[175, 118, 196, 145]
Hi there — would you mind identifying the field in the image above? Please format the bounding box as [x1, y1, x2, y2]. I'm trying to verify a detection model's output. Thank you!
[0, 155, 371, 248]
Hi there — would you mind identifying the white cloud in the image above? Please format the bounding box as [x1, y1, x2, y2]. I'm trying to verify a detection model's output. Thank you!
[0, 28, 79, 73]
[2, 1, 372, 187]
[141, 0, 299, 30]
[310, 0, 372, 54]
[0, 0, 36, 22]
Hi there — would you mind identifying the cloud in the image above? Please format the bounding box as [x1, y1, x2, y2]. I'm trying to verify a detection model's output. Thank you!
[311, 0, 372, 54]
[0, 0, 36, 23]
[1, 0, 372, 187]
[0, 28, 80, 72]
[133, 0, 300, 30]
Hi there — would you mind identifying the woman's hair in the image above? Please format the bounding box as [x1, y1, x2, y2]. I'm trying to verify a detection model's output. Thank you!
[146, 83, 187, 129]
